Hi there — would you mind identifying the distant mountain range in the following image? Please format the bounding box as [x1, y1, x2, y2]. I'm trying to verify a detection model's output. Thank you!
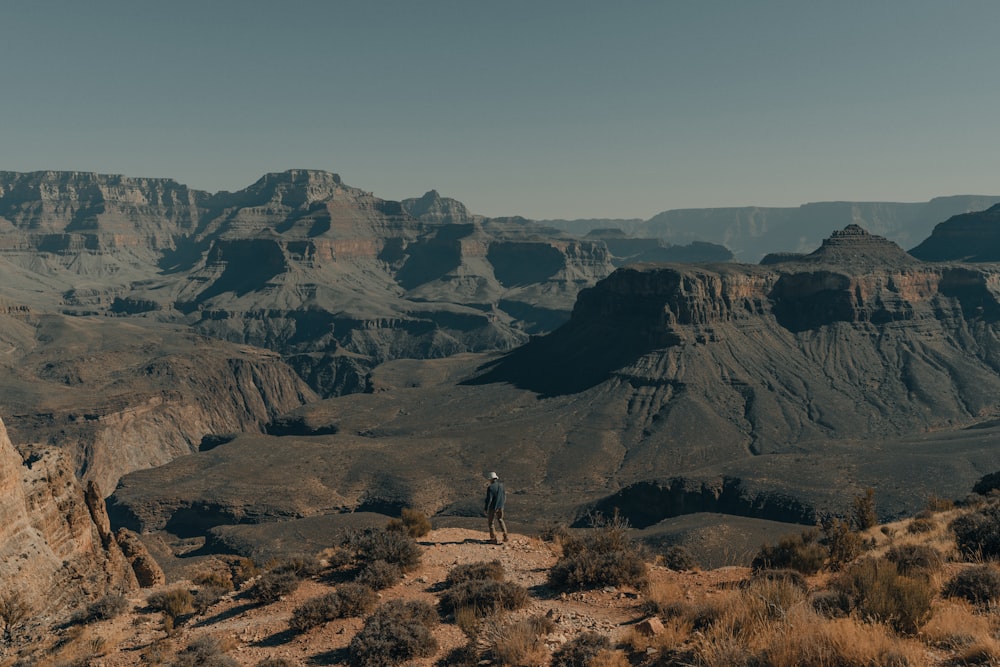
[538, 195, 1000, 262]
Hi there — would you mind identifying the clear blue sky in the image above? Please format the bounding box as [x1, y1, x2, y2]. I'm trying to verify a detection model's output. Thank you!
[2, 1, 997, 219]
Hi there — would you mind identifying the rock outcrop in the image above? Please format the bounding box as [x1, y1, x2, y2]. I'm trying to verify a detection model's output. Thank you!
[909, 203, 1000, 261]
[0, 417, 137, 625]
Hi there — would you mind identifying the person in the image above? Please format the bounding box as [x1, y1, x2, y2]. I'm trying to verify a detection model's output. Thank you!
[484, 471, 508, 544]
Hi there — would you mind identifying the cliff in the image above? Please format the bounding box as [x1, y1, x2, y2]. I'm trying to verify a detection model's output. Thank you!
[1, 313, 316, 493]
[0, 416, 137, 627]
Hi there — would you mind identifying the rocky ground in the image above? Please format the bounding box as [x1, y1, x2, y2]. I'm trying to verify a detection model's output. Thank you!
[14, 526, 743, 667]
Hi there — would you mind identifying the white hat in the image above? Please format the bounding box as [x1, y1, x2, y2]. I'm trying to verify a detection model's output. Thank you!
[487, 471, 498, 479]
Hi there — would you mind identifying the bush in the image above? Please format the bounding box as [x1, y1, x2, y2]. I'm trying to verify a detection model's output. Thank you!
[248, 570, 300, 603]
[193, 585, 229, 614]
[356, 559, 402, 590]
[551, 631, 612, 667]
[436, 643, 480, 667]
[386, 508, 432, 538]
[230, 557, 259, 588]
[445, 560, 505, 587]
[193, 570, 234, 592]
[747, 568, 808, 591]
[270, 554, 322, 578]
[852, 487, 878, 531]
[549, 514, 648, 590]
[290, 584, 376, 632]
[822, 517, 864, 569]
[147, 587, 193, 625]
[659, 545, 697, 571]
[82, 593, 128, 622]
[943, 565, 1000, 606]
[439, 579, 530, 617]
[254, 659, 298, 667]
[972, 471, 1000, 496]
[908, 516, 937, 534]
[951, 504, 1000, 559]
[171, 635, 239, 667]
[348, 599, 438, 667]
[810, 589, 850, 618]
[346, 526, 422, 571]
[751, 529, 827, 574]
[833, 558, 933, 634]
[484, 615, 553, 666]
[885, 544, 944, 576]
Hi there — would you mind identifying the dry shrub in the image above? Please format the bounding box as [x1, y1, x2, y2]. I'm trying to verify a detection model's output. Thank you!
[348, 599, 438, 667]
[193, 570, 234, 592]
[921, 600, 993, 649]
[193, 585, 228, 615]
[951, 503, 1000, 560]
[171, 635, 239, 667]
[823, 518, 864, 569]
[751, 529, 827, 575]
[926, 495, 955, 512]
[345, 525, 422, 571]
[229, 556, 259, 588]
[254, 659, 298, 667]
[833, 558, 933, 634]
[80, 593, 128, 622]
[271, 554, 322, 578]
[943, 564, 1000, 606]
[439, 579, 529, 617]
[549, 514, 648, 590]
[759, 615, 925, 667]
[147, 587, 193, 625]
[551, 631, 611, 667]
[852, 487, 878, 531]
[386, 507, 432, 538]
[885, 544, 944, 576]
[484, 616, 551, 667]
[356, 559, 402, 590]
[948, 641, 1000, 666]
[445, 560, 505, 587]
[588, 650, 630, 667]
[436, 642, 481, 667]
[0, 590, 29, 642]
[659, 545, 697, 571]
[290, 583, 376, 632]
[907, 516, 937, 534]
[638, 578, 685, 617]
[249, 570, 300, 603]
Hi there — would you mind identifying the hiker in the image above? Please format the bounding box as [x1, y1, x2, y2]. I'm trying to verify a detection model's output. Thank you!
[484, 471, 508, 544]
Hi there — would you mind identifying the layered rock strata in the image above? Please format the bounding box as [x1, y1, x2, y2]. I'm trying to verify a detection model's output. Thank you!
[0, 417, 137, 625]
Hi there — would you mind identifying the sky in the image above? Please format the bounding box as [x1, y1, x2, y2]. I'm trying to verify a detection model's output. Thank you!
[1, 1, 998, 220]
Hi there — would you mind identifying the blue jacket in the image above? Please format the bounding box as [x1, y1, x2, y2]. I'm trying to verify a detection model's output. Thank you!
[485, 479, 506, 512]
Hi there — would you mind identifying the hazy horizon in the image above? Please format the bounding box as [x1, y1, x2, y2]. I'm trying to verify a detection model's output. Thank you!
[2, 1, 998, 220]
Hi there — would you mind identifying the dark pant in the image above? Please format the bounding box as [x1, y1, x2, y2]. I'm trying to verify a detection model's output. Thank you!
[487, 507, 507, 541]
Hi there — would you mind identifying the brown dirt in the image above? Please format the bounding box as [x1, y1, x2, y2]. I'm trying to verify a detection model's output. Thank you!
[28, 527, 746, 667]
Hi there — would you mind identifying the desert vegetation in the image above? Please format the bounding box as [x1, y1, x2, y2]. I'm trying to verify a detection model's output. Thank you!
[19, 489, 1000, 666]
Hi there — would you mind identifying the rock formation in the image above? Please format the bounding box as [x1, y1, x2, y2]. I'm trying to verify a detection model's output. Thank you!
[909, 203, 1000, 261]
[0, 417, 136, 626]
[0, 170, 621, 396]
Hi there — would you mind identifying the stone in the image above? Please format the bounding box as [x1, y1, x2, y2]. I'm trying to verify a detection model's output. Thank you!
[635, 616, 665, 637]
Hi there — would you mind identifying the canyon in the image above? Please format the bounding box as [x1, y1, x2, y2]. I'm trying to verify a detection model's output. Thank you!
[4, 169, 1000, 626]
